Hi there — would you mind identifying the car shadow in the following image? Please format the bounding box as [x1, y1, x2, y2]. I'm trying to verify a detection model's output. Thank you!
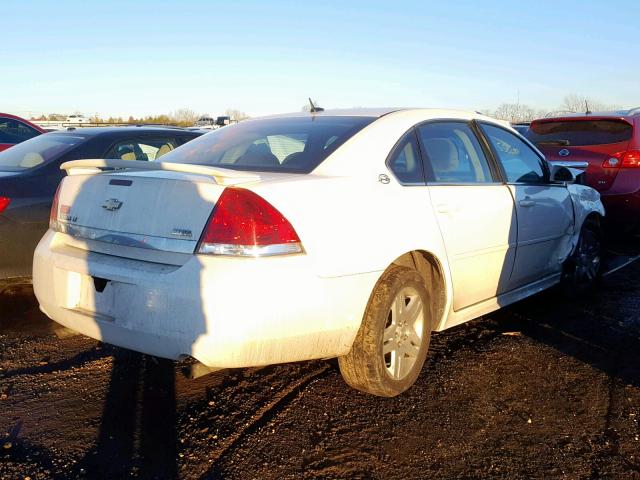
[75, 351, 178, 479]
[40, 172, 213, 479]
[495, 263, 640, 390]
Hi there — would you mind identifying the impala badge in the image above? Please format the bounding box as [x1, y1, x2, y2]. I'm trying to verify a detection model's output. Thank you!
[559, 148, 570, 157]
[171, 228, 193, 238]
[102, 198, 123, 211]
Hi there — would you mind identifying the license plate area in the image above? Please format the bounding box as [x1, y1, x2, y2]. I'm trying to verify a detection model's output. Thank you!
[65, 272, 116, 320]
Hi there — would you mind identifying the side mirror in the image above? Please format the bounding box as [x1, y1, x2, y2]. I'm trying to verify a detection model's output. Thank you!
[550, 165, 574, 183]
[549, 161, 588, 185]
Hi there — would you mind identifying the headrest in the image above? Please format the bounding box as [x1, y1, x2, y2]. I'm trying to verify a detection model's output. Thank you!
[20, 152, 45, 168]
[156, 144, 173, 159]
[246, 143, 272, 156]
[424, 138, 459, 173]
[237, 142, 279, 166]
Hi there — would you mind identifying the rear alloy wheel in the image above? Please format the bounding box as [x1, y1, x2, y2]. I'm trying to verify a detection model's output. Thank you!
[339, 266, 431, 397]
[563, 220, 602, 292]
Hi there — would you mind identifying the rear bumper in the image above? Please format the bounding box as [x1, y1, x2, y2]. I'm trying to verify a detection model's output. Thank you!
[0, 216, 47, 279]
[601, 191, 640, 229]
[599, 168, 640, 229]
[33, 230, 379, 368]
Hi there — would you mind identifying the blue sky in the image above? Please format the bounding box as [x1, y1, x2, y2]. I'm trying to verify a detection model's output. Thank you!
[2, 0, 638, 118]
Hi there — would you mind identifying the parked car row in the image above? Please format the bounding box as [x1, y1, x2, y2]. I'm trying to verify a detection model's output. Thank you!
[2, 107, 607, 398]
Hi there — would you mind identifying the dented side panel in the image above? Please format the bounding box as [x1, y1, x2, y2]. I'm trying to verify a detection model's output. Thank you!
[566, 184, 606, 257]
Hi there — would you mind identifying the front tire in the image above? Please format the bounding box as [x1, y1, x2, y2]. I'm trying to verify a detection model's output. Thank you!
[339, 266, 431, 397]
[562, 219, 602, 293]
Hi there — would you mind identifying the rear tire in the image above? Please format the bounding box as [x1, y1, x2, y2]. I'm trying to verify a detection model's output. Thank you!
[338, 265, 431, 397]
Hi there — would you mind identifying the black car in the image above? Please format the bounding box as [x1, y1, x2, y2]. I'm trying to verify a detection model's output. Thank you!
[0, 126, 203, 280]
[511, 123, 530, 136]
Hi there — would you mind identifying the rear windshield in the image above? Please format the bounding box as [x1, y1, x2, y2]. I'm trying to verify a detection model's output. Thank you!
[161, 116, 376, 173]
[0, 133, 84, 171]
[527, 120, 633, 147]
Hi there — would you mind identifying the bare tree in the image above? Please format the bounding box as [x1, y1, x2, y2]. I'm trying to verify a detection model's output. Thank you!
[534, 108, 549, 119]
[485, 92, 629, 123]
[561, 94, 621, 114]
[170, 108, 199, 126]
[224, 109, 250, 121]
[492, 103, 538, 123]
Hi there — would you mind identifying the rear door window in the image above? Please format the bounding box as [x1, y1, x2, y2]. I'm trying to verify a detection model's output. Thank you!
[418, 122, 494, 184]
[387, 130, 424, 184]
[527, 120, 633, 146]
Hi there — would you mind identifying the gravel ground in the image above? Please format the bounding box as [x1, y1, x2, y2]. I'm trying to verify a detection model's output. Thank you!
[1, 248, 640, 479]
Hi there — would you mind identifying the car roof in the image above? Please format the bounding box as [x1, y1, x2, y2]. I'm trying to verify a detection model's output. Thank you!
[251, 107, 506, 123]
[43, 126, 200, 137]
[257, 107, 405, 119]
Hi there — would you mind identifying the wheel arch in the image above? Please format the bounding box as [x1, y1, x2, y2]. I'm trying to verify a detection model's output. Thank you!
[583, 211, 603, 228]
[391, 250, 448, 332]
[567, 184, 605, 233]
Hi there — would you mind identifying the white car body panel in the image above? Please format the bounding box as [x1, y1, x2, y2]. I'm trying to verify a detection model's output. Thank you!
[33, 109, 605, 368]
[506, 184, 574, 289]
[427, 184, 516, 311]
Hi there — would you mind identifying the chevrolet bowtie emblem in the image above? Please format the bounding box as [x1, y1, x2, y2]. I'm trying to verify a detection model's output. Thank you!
[102, 198, 123, 211]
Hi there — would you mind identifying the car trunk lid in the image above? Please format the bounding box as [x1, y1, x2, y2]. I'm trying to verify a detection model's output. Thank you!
[57, 170, 227, 254]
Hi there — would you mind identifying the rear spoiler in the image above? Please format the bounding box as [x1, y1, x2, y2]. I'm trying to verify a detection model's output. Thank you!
[60, 159, 260, 186]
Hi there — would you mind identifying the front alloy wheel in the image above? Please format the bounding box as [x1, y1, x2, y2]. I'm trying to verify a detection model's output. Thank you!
[563, 220, 602, 291]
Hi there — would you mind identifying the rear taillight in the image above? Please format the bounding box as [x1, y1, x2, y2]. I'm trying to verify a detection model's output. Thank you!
[49, 183, 62, 231]
[197, 187, 303, 257]
[0, 197, 10, 214]
[602, 150, 640, 168]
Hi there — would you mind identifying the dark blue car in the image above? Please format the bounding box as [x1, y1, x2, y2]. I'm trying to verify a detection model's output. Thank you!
[0, 126, 203, 280]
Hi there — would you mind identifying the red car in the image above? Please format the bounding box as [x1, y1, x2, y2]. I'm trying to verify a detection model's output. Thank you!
[527, 109, 640, 230]
[0, 113, 45, 152]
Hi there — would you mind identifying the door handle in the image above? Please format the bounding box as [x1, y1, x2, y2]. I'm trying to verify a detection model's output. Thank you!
[436, 203, 450, 213]
[519, 199, 536, 207]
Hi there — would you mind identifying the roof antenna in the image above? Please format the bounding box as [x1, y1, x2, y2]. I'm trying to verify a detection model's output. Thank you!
[585, 100, 592, 115]
[308, 98, 324, 113]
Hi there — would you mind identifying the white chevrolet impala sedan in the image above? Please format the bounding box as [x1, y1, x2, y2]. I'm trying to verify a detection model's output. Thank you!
[33, 109, 604, 396]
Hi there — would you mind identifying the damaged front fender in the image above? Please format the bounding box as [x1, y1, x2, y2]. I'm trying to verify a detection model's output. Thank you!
[564, 184, 605, 258]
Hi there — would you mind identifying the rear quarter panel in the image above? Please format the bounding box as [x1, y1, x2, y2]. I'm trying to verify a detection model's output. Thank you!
[249, 111, 465, 330]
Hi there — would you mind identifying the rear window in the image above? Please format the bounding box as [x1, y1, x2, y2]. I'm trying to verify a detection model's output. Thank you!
[161, 116, 375, 173]
[527, 120, 633, 146]
[0, 133, 84, 171]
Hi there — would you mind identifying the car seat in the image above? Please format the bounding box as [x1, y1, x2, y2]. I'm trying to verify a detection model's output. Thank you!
[236, 143, 279, 166]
